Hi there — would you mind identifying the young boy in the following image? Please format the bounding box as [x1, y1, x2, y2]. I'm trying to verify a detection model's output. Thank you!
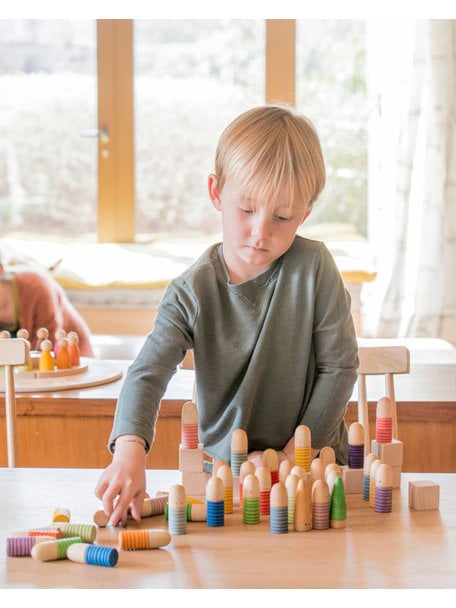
[95, 104, 359, 525]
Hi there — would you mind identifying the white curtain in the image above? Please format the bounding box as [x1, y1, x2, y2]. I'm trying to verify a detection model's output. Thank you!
[363, 19, 456, 345]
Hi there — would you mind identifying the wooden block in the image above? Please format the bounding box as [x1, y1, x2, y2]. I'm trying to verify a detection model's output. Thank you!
[371, 439, 403, 466]
[179, 444, 204, 472]
[181, 471, 210, 496]
[341, 466, 363, 494]
[408, 480, 440, 510]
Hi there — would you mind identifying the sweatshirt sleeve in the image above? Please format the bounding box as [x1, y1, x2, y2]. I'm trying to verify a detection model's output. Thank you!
[297, 243, 359, 454]
[108, 279, 197, 453]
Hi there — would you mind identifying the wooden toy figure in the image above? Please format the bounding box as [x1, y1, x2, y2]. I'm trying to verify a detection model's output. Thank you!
[212, 459, 228, 477]
[47, 522, 96, 543]
[118, 529, 171, 550]
[206, 476, 225, 527]
[16, 328, 29, 340]
[230, 428, 248, 476]
[319, 446, 336, 467]
[270, 482, 289, 534]
[242, 474, 260, 525]
[311, 479, 330, 530]
[53, 329, 67, 355]
[310, 457, 326, 489]
[363, 453, 378, 501]
[290, 464, 307, 481]
[294, 478, 312, 532]
[255, 466, 272, 516]
[67, 331, 81, 367]
[36, 327, 49, 352]
[216, 463, 233, 514]
[294, 424, 312, 471]
[16, 328, 33, 371]
[348, 421, 365, 469]
[330, 476, 347, 528]
[239, 460, 255, 509]
[376, 397, 394, 443]
[279, 458, 293, 483]
[39, 339, 55, 371]
[285, 473, 300, 526]
[55, 337, 71, 369]
[168, 484, 187, 535]
[31, 537, 82, 561]
[369, 459, 384, 508]
[67, 543, 118, 567]
[325, 463, 342, 494]
[374, 463, 393, 513]
[262, 448, 279, 485]
[181, 401, 199, 449]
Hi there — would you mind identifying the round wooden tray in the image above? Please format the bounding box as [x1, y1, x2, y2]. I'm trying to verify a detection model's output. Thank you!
[0, 358, 123, 393]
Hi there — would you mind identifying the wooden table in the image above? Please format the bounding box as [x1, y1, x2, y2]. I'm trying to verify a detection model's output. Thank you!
[0, 361, 194, 469]
[1, 468, 455, 589]
[1, 344, 455, 471]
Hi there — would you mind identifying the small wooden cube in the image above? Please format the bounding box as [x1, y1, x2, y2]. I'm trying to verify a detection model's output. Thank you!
[181, 470, 210, 497]
[179, 444, 204, 472]
[371, 439, 403, 466]
[408, 480, 440, 510]
[342, 466, 364, 494]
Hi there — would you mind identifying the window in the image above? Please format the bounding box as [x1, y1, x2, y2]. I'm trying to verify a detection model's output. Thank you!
[296, 20, 367, 237]
[0, 19, 368, 246]
[134, 20, 265, 243]
[0, 19, 98, 241]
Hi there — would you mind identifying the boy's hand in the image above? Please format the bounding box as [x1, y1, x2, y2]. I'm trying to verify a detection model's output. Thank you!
[94, 439, 147, 526]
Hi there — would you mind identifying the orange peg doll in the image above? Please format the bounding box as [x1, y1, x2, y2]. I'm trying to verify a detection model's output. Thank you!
[53, 329, 66, 356]
[67, 332, 81, 366]
[56, 337, 71, 369]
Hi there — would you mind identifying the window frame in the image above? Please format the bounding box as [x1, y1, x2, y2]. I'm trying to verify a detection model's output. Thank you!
[97, 18, 295, 243]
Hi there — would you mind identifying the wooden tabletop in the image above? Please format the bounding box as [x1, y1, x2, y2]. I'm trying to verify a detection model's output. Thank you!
[0, 361, 195, 417]
[1, 337, 456, 412]
[1, 468, 455, 589]
[1, 353, 455, 413]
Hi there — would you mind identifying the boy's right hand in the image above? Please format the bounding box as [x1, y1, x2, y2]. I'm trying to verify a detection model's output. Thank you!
[94, 438, 147, 526]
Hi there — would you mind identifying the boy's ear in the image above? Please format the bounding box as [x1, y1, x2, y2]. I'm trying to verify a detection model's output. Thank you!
[208, 174, 222, 211]
[300, 208, 312, 225]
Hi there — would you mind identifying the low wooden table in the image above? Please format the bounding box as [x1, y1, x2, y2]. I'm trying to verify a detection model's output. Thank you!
[1, 468, 454, 589]
[1, 339, 455, 471]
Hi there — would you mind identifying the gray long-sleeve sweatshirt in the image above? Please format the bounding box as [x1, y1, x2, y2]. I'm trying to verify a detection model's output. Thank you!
[109, 236, 359, 464]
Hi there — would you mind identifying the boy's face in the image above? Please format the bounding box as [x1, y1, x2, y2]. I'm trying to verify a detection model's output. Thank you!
[208, 174, 310, 284]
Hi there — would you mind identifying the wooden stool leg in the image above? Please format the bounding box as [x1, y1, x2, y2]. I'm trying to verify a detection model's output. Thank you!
[0, 338, 30, 468]
[4, 365, 18, 467]
[385, 373, 398, 440]
[357, 374, 369, 454]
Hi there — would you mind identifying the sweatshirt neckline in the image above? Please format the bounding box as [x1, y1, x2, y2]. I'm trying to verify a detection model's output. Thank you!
[215, 244, 281, 294]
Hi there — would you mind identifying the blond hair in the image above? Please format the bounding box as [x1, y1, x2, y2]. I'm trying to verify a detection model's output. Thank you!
[214, 104, 325, 213]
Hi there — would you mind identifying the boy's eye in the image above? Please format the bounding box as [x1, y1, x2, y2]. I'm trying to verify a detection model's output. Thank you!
[239, 207, 253, 214]
[275, 214, 291, 222]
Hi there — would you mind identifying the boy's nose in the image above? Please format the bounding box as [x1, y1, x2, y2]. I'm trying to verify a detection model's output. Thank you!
[251, 214, 272, 239]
